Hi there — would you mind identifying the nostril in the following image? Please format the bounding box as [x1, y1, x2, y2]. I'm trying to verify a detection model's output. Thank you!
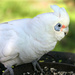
[64, 32, 67, 35]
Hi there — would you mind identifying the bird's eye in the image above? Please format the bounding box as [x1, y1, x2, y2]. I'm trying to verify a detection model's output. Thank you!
[54, 23, 62, 31]
[58, 23, 61, 27]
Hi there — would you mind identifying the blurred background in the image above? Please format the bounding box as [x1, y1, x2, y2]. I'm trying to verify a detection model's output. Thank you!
[0, 0, 75, 53]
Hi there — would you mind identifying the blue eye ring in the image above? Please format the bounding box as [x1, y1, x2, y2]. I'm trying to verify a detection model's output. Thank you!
[54, 23, 62, 31]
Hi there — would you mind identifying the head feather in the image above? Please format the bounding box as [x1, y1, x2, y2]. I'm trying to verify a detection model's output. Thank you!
[50, 5, 70, 26]
[50, 5, 68, 17]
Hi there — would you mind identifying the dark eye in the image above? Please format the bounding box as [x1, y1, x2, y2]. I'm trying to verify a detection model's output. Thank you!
[54, 23, 62, 31]
[58, 23, 61, 27]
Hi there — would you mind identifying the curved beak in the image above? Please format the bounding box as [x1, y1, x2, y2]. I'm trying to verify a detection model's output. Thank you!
[63, 27, 69, 35]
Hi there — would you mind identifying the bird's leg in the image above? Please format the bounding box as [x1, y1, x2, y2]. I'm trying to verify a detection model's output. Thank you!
[32, 60, 43, 73]
[2, 67, 14, 75]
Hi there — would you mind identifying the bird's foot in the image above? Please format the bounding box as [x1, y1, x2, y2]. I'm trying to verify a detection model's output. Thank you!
[2, 67, 14, 75]
[32, 60, 44, 74]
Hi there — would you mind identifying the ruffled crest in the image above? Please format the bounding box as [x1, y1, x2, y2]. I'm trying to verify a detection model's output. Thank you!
[50, 5, 68, 18]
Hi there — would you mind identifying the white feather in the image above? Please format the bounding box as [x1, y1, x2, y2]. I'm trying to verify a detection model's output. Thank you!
[50, 5, 60, 17]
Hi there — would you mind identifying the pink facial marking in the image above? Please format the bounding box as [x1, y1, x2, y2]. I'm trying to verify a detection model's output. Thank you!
[61, 25, 66, 31]
[62, 25, 66, 28]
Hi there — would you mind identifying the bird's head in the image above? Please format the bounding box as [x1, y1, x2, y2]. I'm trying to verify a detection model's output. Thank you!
[30, 5, 70, 41]
[35, 5, 70, 41]
[50, 5, 70, 41]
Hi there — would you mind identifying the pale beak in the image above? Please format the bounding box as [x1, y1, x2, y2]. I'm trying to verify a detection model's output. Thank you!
[63, 27, 69, 35]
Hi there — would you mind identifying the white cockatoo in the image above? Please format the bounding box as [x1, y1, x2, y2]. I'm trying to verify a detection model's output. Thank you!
[0, 5, 70, 75]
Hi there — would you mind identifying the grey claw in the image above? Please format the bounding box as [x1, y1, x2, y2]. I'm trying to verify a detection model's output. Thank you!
[2, 67, 14, 75]
[32, 60, 44, 73]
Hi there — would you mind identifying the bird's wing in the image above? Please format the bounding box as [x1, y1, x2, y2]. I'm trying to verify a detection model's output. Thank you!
[0, 19, 31, 61]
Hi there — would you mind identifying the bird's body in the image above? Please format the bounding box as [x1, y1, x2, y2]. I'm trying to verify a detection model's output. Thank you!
[0, 17, 57, 67]
[0, 5, 70, 75]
